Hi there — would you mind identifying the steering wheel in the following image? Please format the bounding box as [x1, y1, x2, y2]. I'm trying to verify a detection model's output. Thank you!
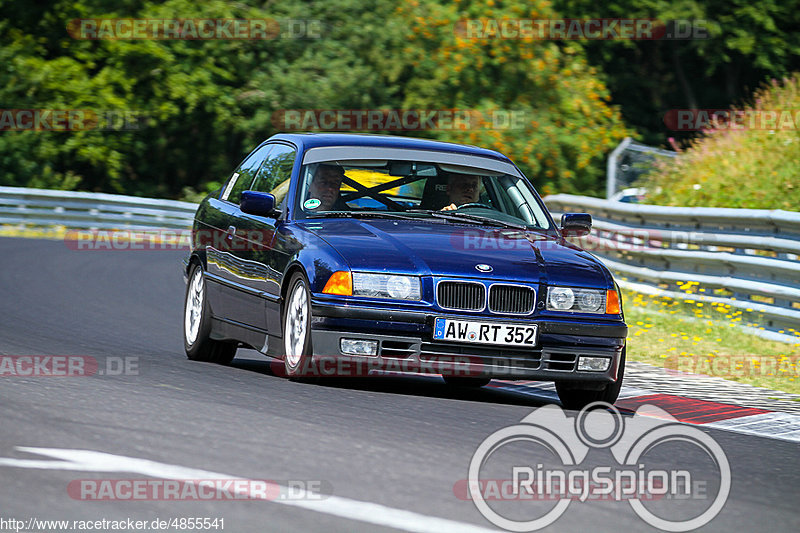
[456, 202, 493, 210]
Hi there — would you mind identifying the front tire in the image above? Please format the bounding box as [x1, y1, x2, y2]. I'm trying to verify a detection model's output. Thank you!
[184, 263, 236, 365]
[282, 272, 314, 378]
[555, 348, 625, 410]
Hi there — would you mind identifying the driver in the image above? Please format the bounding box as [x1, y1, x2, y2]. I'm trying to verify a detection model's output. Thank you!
[441, 174, 482, 211]
[308, 163, 349, 211]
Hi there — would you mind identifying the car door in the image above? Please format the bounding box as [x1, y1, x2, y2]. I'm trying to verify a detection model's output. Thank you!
[205, 143, 273, 328]
[228, 143, 297, 340]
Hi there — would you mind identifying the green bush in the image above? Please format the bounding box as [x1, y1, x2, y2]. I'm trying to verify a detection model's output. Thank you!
[642, 75, 800, 210]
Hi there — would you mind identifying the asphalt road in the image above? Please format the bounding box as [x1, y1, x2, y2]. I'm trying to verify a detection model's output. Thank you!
[0, 236, 797, 532]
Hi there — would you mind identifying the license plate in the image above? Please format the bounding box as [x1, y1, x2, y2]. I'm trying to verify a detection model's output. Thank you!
[433, 318, 538, 347]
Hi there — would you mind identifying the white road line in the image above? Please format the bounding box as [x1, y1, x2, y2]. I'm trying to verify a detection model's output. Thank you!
[703, 413, 800, 443]
[0, 447, 501, 533]
[616, 387, 659, 399]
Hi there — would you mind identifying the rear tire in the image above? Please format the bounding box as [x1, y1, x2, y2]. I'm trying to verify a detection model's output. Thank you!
[443, 377, 492, 388]
[184, 263, 237, 365]
[556, 348, 625, 410]
[282, 272, 315, 378]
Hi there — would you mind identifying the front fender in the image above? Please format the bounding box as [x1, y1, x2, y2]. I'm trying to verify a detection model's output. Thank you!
[279, 223, 352, 294]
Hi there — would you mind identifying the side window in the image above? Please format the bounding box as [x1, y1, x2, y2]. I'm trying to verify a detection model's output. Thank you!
[220, 144, 274, 204]
[251, 144, 296, 194]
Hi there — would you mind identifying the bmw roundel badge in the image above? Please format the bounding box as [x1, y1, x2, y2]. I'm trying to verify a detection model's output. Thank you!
[475, 264, 493, 273]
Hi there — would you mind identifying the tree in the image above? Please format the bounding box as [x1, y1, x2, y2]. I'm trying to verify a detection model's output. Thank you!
[395, 0, 631, 194]
[552, 0, 800, 146]
[1, 0, 628, 197]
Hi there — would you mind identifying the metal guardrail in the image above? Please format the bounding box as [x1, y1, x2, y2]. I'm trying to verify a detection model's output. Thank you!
[545, 194, 800, 336]
[0, 186, 196, 230]
[606, 137, 677, 199]
[1, 186, 797, 335]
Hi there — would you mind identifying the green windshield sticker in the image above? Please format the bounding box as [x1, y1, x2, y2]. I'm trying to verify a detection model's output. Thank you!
[304, 198, 321, 209]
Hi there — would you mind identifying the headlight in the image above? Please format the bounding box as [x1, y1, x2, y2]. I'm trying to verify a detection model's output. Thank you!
[547, 287, 575, 310]
[352, 273, 421, 301]
[547, 287, 614, 314]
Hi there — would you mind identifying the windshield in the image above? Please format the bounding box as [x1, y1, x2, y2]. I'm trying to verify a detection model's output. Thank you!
[296, 159, 552, 230]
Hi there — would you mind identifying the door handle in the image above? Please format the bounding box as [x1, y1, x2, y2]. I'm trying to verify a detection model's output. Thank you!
[226, 225, 236, 240]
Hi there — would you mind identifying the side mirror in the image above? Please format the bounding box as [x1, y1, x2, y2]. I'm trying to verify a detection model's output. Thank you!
[240, 191, 280, 218]
[560, 213, 592, 237]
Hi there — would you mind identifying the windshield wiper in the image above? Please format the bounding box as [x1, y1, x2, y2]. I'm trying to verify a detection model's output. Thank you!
[310, 209, 538, 231]
[305, 211, 355, 218]
[405, 209, 530, 231]
[306, 211, 423, 221]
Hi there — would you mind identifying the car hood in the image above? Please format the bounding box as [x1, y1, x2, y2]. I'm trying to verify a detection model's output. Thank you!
[298, 219, 612, 288]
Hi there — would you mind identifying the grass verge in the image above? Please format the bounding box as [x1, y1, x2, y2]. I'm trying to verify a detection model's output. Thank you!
[623, 288, 800, 396]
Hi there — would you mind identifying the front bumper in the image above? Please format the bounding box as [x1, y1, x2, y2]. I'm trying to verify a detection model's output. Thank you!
[308, 302, 626, 382]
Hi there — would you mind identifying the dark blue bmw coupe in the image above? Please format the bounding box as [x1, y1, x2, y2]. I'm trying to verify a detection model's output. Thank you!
[183, 133, 627, 408]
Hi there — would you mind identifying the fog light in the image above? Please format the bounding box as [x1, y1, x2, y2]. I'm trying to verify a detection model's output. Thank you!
[577, 356, 611, 372]
[340, 338, 378, 356]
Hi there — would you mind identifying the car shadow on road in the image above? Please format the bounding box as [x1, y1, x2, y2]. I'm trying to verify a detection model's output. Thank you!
[230, 351, 559, 409]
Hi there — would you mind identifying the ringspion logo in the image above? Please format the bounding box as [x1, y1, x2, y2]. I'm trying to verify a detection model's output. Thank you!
[463, 403, 730, 531]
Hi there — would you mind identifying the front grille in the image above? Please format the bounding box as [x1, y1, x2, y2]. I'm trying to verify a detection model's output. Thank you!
[437, 281, 485, 311]
[489, 285, 535, 314]
[379, 340, 415, 359]
[542, 352, 577, 371]
[420, 342, 541, 370]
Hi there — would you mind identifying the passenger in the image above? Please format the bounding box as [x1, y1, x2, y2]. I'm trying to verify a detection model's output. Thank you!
[308, 164, 349, 211]
[440, 173, 482, 211]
